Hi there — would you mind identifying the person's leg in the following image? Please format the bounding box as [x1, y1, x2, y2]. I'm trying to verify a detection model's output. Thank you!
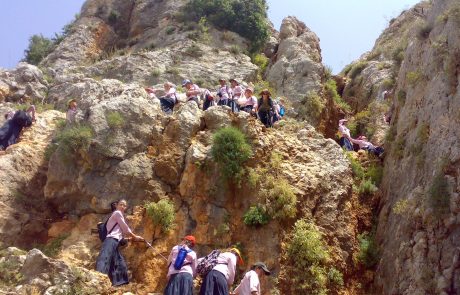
[110, 245, 129, 286]
[96, 238, 118, 274]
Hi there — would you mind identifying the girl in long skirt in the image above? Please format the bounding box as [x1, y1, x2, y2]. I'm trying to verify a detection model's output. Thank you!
[96, 199, 144, 286]
[164, 235, 197, 295]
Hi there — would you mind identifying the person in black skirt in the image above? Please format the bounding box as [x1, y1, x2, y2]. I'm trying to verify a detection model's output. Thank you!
[164, 235, 197, 295]
[255, 89, 277, 128]
[96, 199, 144, 286]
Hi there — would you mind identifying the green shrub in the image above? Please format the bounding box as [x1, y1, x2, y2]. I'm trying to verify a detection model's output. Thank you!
[229, 45, 240, 55]
[382, 78, 395, 90]
[298, 91, 324, 124]
[393, 136, 406, 159]
[428, 172, 450, 216]
[184, 43, 204, 58]
[397, 90, 406, 104]
[243, 205, 270, 226]
[151, 69, 162, 78]
[23, 34, 54, 65]
[55, 124, 93, 156]
[357, 232, 379, 268]
[184, 0, 270, 53]
[348, 109, 372, 138]
[166, 67, 180, 75]
[106, 111, 125, 129]
[346, 152, 365, 179]
[349, 61, 368, 79]
[145, 199, 175, 234]
[358, 179, 378, 196]
[0, 259, 23, 286]
[108, 10, 120, 24]
[165, 26, 176, 35]
[211, 127, 252, 182]
[365, 164, 383, 187]
[406, 71, 422, 86]
[393, 199, 410, 215]
[280, 219, 342, 294]
[417, 21, 433, 40]
[385, 125, 397, 142]
[251, 53, 269, 74]
[324, 79, 351, 112]
[41, 233, 70, 258]
[391, 46, 405, 68]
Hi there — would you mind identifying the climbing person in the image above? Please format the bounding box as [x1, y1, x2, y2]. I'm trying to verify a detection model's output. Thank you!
[217, 78, 232, 107]
[231, 262, 271, 295]
[255, 89, 277, 128]
[0, 106, 35, 151]
[240, 87, 258, 114]
[159, 82, 178, 115]
[229, 78, 242, 113]
[338, 119, 353, 151]
[164, 235, 197, 295]
[183, 79, 201, 107]
[66, 99, 78, 123]
[96, 199, 144, 287]
[350, 135, 384, 158]
[199, 248, 244, 295]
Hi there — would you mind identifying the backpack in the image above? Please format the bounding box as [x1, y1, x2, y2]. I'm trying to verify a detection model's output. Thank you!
[196, 249, 221, 277]
[97, 219, 118, 242]
[279, 106, 285, 116]
[173, 246, 193, 270]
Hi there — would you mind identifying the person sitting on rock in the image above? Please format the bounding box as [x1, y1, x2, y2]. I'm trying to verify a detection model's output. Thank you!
[0, 106, 35, 151]
[240, 87, 258, 114]
[183, 79, 201, 107]
[66, 99, 78, 124]
[159, 82, 178, 115]
[231, 262, 271, 295]
[164, 235, 197, 295]
[256, 89, 277, 128]
[350, 135, 384, 158]
[229, 78, 242, 113]
[217, 78, 232, 107]
[199, 248, 244, 295]
[96, 199, 144, 287]
[202, 88, 215, 111]
[338, 119, 353, 151]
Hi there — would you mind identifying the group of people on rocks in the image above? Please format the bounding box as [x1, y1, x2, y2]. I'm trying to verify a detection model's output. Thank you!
[147, 78, 285, 128]
[338, 118, 384, 158]
[96, 199, 271, 295]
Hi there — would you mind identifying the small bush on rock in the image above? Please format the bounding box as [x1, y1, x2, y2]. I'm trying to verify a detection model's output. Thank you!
[358, 179, 378, 196]
[24, 34, 54, 65]
[145, 199, 175, 235]
[357, 232, 379, 268]
[211, 127, 252, 182]
[298, 91, 324, 124]
[243, 205, 270, 226]
[106, 111, 125, 129]
[55, 124, 94, 156]
[349, 61, 368, 79]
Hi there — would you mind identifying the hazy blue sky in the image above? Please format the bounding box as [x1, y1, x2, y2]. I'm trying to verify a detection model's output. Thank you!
[0, 0, 420, 73]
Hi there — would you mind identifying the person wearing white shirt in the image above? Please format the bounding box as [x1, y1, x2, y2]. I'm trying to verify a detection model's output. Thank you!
[159, 82, 177, 114]
[199, 248, 244, 295]
[217, 78, 232, 106]
[231, 262, 271, 295]
[338, 119, 353, 151]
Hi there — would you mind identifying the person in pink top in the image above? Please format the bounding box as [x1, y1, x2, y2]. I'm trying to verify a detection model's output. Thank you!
[164, 235, 198, 295]
[231, 262, 271, 295]
[229, 79, 242, 113]
[183, 79, 201, 107]
[199, 248, 244, 295]
[96, 199, 144, 286]
[240, 87, 258, 114]
[217, 78, 232, 107]
[66, 99, 78, 124]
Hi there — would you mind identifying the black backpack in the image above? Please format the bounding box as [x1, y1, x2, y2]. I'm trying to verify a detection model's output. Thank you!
[97, 219, 118, 242]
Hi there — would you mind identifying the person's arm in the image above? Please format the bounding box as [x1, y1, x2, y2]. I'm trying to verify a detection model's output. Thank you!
[191, 252, 197, 277]
[113, 211, 143, 240]
[227, 255, 236, 286]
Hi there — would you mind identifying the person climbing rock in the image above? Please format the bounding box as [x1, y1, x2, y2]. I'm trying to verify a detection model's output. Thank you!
[350, 135, 384, 158]
[256, 89, 277, 128]
[338, 119, 353, 151]
[66, 99, 78, 123]
[240, 87, 258, 114]
[229, 78, 242, 113]
[183, 79, 201, 107]
[199, 248, 244, 295]
[159, 82, 178, 115]
[0, 106, 35, 151]
[231, 262, 271, 295]
[217, 78, 232, 107]
[164, 235, 197, 295]
[96, 199, 144, 287]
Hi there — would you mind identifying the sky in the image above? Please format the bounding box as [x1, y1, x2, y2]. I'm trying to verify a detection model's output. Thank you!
[0, 0, 421, 73]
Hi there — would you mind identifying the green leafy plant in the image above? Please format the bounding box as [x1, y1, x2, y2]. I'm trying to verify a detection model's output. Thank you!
[349, 61, 368, 79]
[358, 179, 378, 196]
[151, 69, 162, 78]
[211, 127, 252, 182]
[251, 53, 269, 74]
[184, 44, 204, 58]
[243, 205, 270, 226]
[229, 45, 240, 55]
[393, 199, 410, 215]
[106, 111, 125, 129]
[55, 124, 94, 157]
[365, 164, 384, 187]
[298, 91, 325, 124]
[165, 26, 176, 35]
[108, 10, 120, 24]
[41, 233, 70, 258]
[23, 34, 54, 65]
[417, 21, 433, 40]
[324, 79, 351, 112]
[145, 199, 175, 236]
[357, 232, 379, 268]
[406, 71, 422, 86]
[346, 152, 365, 179]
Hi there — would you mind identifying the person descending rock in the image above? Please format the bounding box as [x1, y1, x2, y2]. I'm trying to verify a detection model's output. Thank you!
[350, 135, 384, 158]
[338, 119, 353, 151]
[66, 99, 78, 123]
[183, 79, 201, 107]
[164, 235, 197, 295]
[240, 87, 258, 114]
[199, 248, 244, 295]
[0, 106, 35, 151]
[96, 199, 144, 287]
[256, 89, 277, 128]
[229, 78, 242, 113]
[217, 78, 232, 107]
[159, 82, 178, 115]
[231, 262, 271, 295]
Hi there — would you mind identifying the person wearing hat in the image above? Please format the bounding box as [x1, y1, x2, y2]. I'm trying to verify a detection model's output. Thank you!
[183, 79, 201, 107]
[66, 99, 78, 124]
[229, 79, 242, 113]
[164, 235, 198, 295]
[217, 78, 232, 107]
[231, 262, 271, 295]
[255, 89, 277, 128]
[338, 119, 353, 151]
[199, 247, 244, 295]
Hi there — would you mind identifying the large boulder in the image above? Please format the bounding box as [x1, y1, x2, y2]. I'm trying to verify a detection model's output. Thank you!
[0, 63, 48, 103]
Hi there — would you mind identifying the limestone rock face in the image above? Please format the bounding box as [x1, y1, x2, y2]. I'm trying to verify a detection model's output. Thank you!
[0, 63, 48, 103]
[374, 0, 460, 294]
[266, 16, 325, 105]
